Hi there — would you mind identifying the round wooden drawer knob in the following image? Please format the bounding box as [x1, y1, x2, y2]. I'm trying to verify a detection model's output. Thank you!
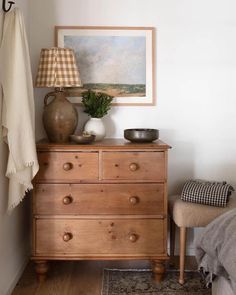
[63, 162, 73, 171]
[129, 233, 138, 243]
[129, 196, 139, 205]
[129, 163, 139, 171]
[63, 232, 73, 242]
[63, 196, 73, 205]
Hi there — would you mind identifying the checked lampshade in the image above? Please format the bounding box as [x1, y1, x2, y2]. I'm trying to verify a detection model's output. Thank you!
[35, 47, 82, 88]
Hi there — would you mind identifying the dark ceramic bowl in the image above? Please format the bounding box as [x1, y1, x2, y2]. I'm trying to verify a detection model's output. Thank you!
[124, 129, 159, 143]
[69, 134, 96, 144]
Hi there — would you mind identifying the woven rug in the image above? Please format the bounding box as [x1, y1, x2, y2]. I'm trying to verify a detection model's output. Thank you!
[101, 269, 211, 295]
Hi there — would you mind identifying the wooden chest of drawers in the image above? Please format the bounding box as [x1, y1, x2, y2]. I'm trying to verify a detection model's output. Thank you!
[32, 138, 170, 282]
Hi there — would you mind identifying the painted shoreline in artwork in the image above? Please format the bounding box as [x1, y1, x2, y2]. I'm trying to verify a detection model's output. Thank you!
[66, 83, 146, 97]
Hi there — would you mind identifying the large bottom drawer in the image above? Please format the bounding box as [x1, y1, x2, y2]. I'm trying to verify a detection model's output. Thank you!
[35, 218, 165, 256]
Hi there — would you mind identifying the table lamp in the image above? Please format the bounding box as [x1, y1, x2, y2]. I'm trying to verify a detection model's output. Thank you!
[35, 47, 82, 142]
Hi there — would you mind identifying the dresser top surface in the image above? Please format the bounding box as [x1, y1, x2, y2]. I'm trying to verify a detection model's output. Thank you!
[37, 138, 171, 151]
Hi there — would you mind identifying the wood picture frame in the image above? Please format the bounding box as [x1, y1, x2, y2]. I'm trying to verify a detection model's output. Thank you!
[55, 26, 155, 106]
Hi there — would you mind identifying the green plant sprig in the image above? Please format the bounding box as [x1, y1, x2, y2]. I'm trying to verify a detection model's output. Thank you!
[81, 90, 113, 118]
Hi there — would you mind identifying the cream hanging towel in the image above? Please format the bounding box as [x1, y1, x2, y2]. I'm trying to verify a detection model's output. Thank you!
[0, 8, 39, 211]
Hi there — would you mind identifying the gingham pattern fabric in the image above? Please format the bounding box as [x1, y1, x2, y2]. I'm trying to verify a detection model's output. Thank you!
[35, 47, 82, 87]
[181, 180, 234, 207]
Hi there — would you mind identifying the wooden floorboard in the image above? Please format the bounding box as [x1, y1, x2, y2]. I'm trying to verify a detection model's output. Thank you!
[12, 257, 197, 295]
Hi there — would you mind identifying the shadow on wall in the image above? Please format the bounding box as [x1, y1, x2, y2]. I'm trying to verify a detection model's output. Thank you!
[221, 163, 236, 189]
[161, 132, 196, 255]
[102, 107, 118, 137]
[32, 1, 58, 141]
[0, 9, 8, 214]
[167, 222, 196, 256]
[0, 132, 9, 214]
[160, 129, 195, 195]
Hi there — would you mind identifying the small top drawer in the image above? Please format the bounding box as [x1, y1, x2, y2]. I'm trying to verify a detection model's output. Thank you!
[36, 152, 99, 182]
[102, 151, 166, 181]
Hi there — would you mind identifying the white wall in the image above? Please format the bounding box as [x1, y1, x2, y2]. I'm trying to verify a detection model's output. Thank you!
[30, 0, 236, 254]
[0, 1, 31, 294]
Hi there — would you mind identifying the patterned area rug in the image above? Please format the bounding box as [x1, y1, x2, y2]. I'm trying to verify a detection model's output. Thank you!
[101, 269, 211, 295]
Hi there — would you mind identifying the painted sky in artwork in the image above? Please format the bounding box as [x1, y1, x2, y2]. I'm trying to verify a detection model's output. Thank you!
[64, 35, 146, 85]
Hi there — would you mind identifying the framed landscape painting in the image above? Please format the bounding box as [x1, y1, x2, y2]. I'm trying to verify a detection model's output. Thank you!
[55, 26, 155, 105]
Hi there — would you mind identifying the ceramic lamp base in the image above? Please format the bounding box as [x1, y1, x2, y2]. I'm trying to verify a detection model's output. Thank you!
[43, 90, 78, 143]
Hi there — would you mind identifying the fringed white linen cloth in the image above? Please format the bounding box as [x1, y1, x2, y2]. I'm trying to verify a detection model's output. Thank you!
[0, 8, 39, 211]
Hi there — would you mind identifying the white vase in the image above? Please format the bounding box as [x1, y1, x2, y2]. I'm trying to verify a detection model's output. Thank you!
[84, 117, 106, 141]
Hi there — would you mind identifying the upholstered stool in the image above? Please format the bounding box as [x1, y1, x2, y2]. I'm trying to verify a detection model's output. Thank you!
[168, 194, 236, 284]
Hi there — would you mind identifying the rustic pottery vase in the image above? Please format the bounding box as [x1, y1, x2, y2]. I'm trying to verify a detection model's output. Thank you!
[84, 118, 105, 141]
[43, 90, 78, 143]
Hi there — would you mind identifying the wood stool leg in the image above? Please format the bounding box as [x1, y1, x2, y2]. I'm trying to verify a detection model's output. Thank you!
[179, 227, 187, 285]
[169, 217, 176, 258]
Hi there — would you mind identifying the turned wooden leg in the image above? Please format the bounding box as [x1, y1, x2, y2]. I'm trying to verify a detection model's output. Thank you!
[152, 260, 165, 283]
[179, 227, 187, 285]
[35, 260, 49, 283]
